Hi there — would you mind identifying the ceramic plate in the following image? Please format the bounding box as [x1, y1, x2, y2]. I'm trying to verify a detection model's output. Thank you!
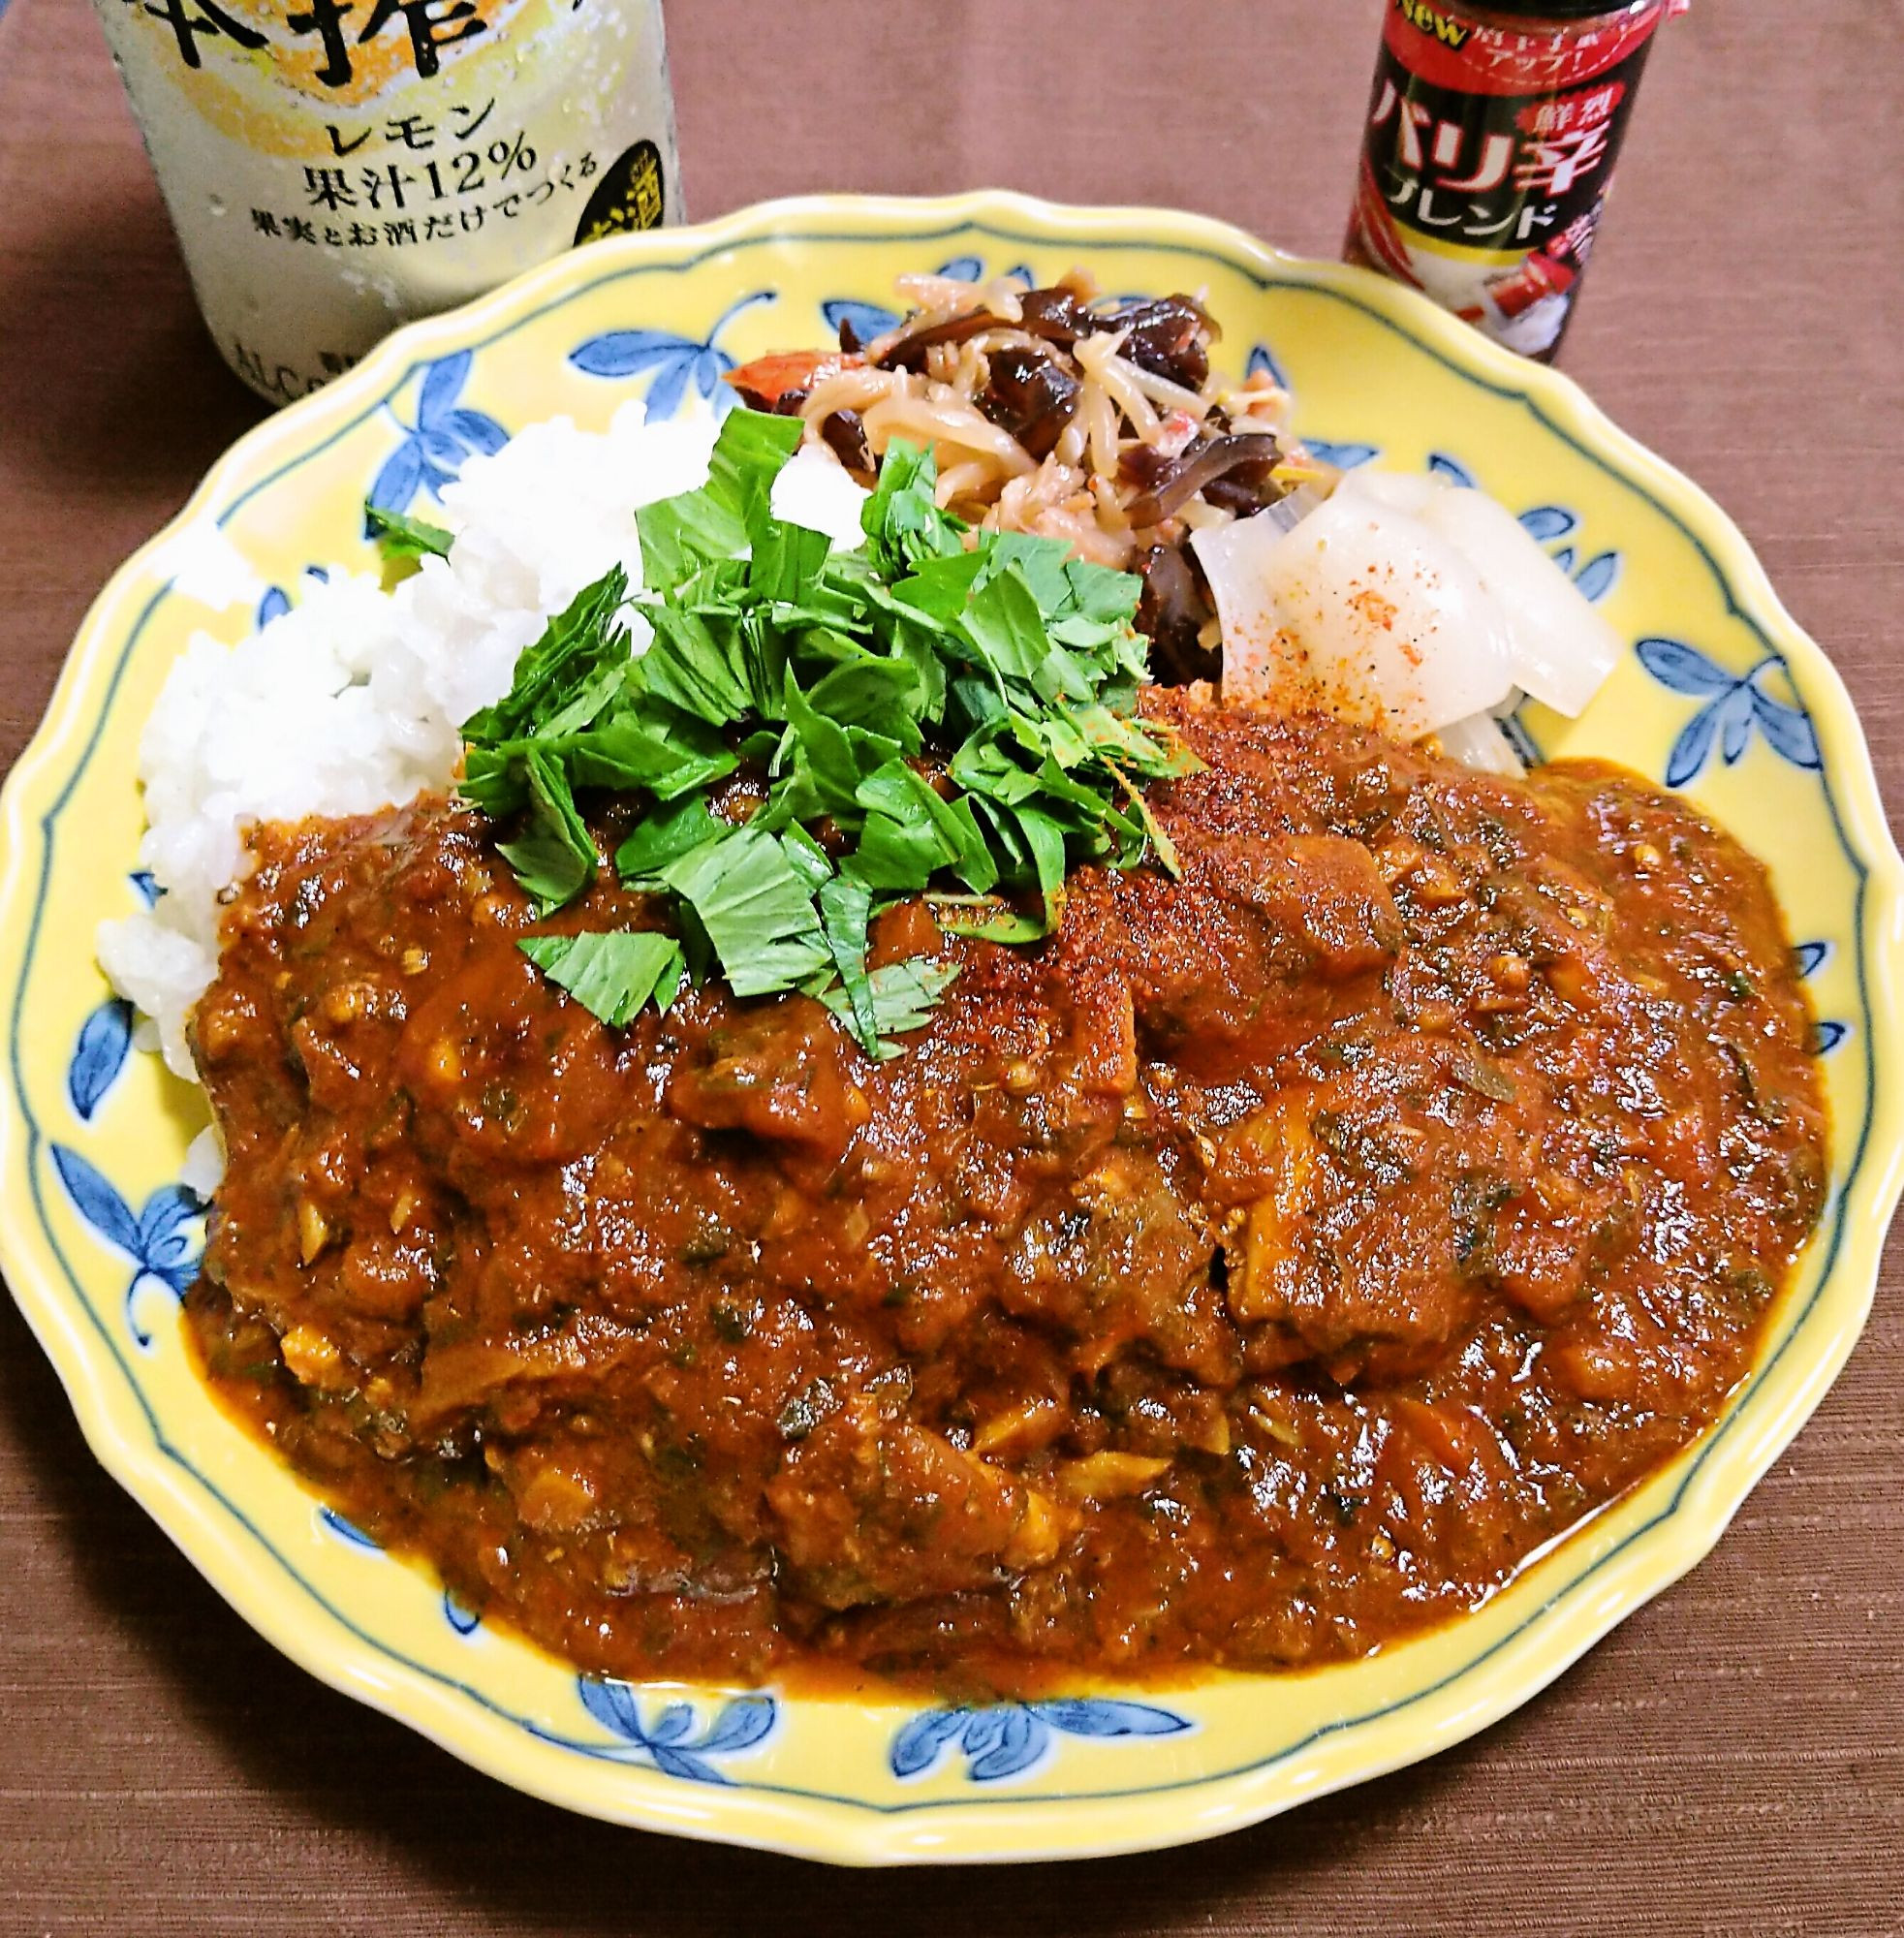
[2, 192, 1899, 1865]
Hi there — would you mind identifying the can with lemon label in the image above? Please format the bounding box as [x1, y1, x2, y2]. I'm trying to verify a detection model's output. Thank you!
[92, 0, 680, 403]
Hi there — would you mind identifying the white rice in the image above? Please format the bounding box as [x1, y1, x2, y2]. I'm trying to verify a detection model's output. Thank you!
[98, 401, 868, 1087]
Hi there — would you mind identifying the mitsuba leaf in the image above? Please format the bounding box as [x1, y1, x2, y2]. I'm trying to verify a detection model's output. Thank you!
[933, 896, 1048, 946]
[862, 438, 964, 577]
[777, 821, 835, 894]
[536, 658, 630, 741]
[801, 657, 926, 752]
[749, 516, 834, 605]
[816, 956, 960, 1058]
[780, 666, 869, 815]
[458, 742, 529, 820]
[495, 745, 596, 911]
[464, 405, 1180, 1056]
[632, 603, 755, 725]
[1111, 765, 1182, 878]
[638, 406, 803, 586]
[614, 794, 729, 885]
[364, 502, 453, 575]
[462, 567, 630, 747]
[963, 565, 1068, 691]
[846, 761, 993, 895]
[1063, 553, 1143, 627]
[565, 706, 738, 799]
[847, 811, 947, 892]
[518, 930, 685, 1025]
[893, 548, 987, 626]
[977, 529, 1074, 613]
[661, 825, 830, 998]
[1013, 801, 1068, 931]
[708, 406, 807, 541]
[817, 874, 879, 1054]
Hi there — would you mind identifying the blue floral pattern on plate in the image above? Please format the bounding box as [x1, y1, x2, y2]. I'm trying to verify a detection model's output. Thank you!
[67, 999, 133, 1121]
[569, 291, 777, 421]
[1365, 445, 1811, 792]
[1246, 342, 1290, 390]
[1792, 939, 1849, 1054]
[48, 1146, 203, 1349]
[1304, 437, 1381, 471]
[536, 1680, 777, 1783]
[60, 862, 209, 1342]
[1634, 638, 1822, 788]
[890, 1697, 1191, 1784]
[69, 870, 176, 1121]
[366, 350, 509, 525]
[255, 567, 329, 629]
[318, 1506, 383, 1550]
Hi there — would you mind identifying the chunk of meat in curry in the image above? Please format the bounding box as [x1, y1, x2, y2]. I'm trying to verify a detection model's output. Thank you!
[185, 691, 1826, 1695]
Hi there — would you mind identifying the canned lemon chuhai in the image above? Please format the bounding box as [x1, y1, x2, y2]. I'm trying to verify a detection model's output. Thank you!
[94, 0, 681, 402]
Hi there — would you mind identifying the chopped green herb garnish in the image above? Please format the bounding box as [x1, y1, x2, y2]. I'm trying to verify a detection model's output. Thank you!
[660, 825, 832, 999]
[493, 742, 597, 912]
[364, 503, 454, 576]
[518, 931, 685, 1026]
[930, 894, 1049, 946]
[612, 794, 727, 885]
[461, 405, 1196, 1054]
[815, 956, 962, 1061]
[817, 872, 880, 1051]
[463, 568, 633, 753]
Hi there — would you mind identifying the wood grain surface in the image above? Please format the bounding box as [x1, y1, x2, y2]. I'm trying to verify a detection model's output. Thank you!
[1, 0, 1899, 1930]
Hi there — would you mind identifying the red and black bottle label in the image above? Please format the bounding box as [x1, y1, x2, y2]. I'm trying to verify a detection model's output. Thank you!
[1346, 0, 1680, 359]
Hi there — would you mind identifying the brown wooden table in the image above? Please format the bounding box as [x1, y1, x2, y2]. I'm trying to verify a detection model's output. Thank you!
[2, 0, 1900, 1929]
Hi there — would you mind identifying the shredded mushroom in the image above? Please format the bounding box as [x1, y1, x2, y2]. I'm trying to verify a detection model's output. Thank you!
[725, 269, 1307, 615]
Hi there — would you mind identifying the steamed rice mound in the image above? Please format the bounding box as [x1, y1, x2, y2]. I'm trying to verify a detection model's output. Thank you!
[98, 403, 866, 1080]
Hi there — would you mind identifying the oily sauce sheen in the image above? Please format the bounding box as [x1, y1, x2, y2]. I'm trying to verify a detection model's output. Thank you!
[186, 692, 1826, 1696]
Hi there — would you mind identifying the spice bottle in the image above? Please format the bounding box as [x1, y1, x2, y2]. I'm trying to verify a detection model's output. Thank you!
[1345, 0, 1686, 359]
[90, 0, 681, 405]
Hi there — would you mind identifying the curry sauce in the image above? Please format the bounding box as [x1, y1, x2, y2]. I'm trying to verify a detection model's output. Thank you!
[186, 691, 1826, 1695]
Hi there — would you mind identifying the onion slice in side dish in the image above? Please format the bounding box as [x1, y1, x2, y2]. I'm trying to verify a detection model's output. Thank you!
[1351, 471, 1621, 717]
[1432, 701, 1527, 779]
[1192, 468, 1622, 758]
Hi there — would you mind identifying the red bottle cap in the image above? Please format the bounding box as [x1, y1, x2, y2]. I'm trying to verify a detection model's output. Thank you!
[1475, 1, 1651, 17]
